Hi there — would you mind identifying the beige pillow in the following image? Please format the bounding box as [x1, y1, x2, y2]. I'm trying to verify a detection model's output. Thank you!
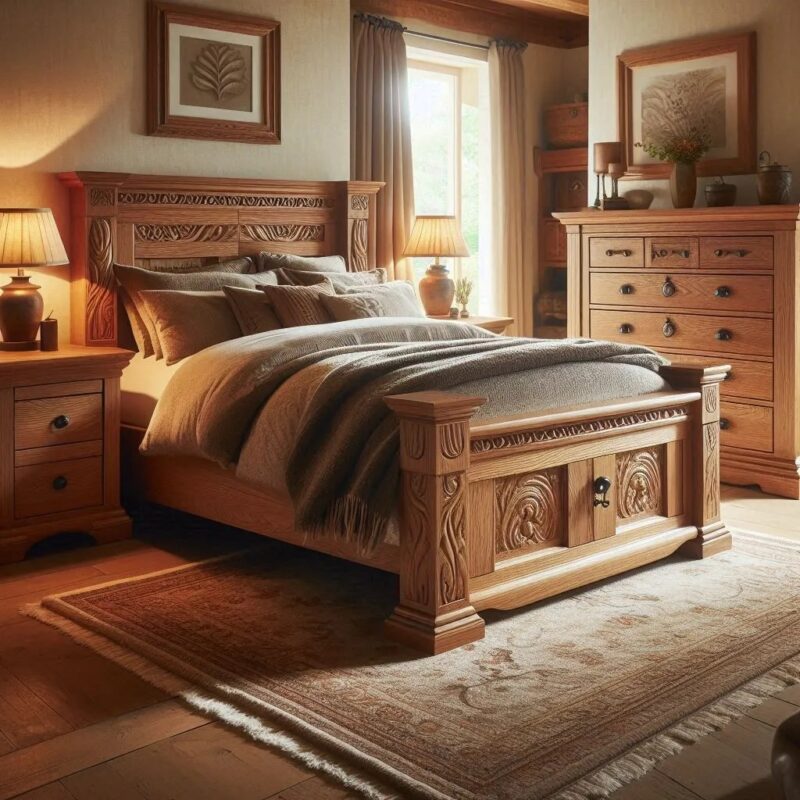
[114, 263, 278, 359]
[138, 290, 243, 366]
[280, 268, 387, 292]
[257, 252, 347, 274]
[259, 279, 336, 327]
[223, 286, 282, 335]
[322, 282, 424, 321]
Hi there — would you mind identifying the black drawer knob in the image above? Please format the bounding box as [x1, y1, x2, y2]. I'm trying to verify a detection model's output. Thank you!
[618, 323, 633, 334]
[661, 278, 677, 297]
[719, 418, 731, 430]
[714, 286, 732, 298]
[662, 318, 676, 338]
[593, 476, 612, 508]
[715, 328, 733, 341]
[52, 475, 68, 491]
[52, 414, 70, 430]
[619, 284, 634, 295]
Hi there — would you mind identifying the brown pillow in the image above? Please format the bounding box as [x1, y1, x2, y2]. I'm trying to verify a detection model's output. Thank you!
[257, 252, 347, 274]
[223, 286, 282, 335]
[259, 279, 336, 327]
[280, 268, 387, 292]
[322, 282, 424, 321]
[114, 263, 278, 359]
[138, 290, 243, 366]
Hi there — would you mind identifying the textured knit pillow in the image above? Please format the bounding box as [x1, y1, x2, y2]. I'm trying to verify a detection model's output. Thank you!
[114, 263, 278, 359]
[223, 286, 282, 335]
[280, 268, 387, 292]
[322, 282, 424, 321]
[137, 290, 243, 366]
[257, 252, 347, 274]
[259, 279, 336, 327]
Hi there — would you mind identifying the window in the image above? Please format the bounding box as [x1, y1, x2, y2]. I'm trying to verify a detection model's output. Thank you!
[407, 49, 491, 314]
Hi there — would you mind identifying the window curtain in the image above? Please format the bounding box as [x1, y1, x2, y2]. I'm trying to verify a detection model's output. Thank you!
[488, 39, 529, 336]
[351, 14, 415, 280]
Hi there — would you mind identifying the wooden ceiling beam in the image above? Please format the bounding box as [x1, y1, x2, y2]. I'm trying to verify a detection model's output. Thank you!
[351, 0, 588, 49]
[496, 0, 589, 20]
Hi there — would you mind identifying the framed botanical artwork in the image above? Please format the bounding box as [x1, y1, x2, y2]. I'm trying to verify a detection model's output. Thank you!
[617, 32, 756, 179]
[147, 1, 280, 144]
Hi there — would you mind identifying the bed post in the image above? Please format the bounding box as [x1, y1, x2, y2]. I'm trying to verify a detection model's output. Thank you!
[660, 363, 733, 558]
[384, 391, 487, 655]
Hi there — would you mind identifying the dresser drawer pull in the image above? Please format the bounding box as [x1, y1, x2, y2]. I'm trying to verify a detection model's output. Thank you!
[618, 323, 633, 334]
[606, 249, 632, 257]
[661, 278, 677, 297]
[662, 318, 676, 338]
[714, 286, 732, 298]
[714, 248, 749, 258]
[52, 414, 71, 430]
[619, 283, 635, 295]
[715, 328, 733, 341]
[719, 418, 731, 430]
[655, 248, 690, 259]
[52, 476, 68, 491]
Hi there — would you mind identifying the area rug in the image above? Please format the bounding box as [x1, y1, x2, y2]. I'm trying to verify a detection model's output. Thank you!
[26, 531, 800, 800]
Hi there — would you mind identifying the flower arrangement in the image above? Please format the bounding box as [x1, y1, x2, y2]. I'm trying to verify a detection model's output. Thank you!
[454, 277, 473, 316]
[635, 126, 711, 164]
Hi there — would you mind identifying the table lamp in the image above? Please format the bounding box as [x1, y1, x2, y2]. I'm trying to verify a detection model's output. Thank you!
[0, 209, 69, 350]
[403, 215, 470, 315]
[593, 141, 623, 209]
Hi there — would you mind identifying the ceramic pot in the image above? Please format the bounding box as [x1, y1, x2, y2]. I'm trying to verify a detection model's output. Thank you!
[418, 264, 455, 316]
[670, 161, 697, 209]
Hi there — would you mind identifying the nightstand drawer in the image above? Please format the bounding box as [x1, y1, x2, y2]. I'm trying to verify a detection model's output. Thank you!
[589, 237, 644, 268]
[700, 237, 773, 270]
[15, 456, 103, 518]
[720, 402, 773, 453]
[15, 394, 102, 450]
[645, 237, 699, 269]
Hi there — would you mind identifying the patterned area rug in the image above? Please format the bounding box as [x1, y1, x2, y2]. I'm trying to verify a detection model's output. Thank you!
[28, 532, 800, 800]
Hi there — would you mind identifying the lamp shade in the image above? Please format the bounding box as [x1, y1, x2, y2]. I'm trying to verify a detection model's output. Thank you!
[0, 208, 69, 268]
[403, 215, 470, 258]
[593, 141, 623, 174]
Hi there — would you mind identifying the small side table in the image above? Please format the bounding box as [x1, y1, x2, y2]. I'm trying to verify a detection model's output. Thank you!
[428, 315, 514, 335]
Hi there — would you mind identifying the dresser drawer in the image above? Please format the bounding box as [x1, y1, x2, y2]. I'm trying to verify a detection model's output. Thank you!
[14, 456, 103, 519]
[645, 237, 699, 269]
[700, 237, 773, 270]
[589, 238, 644, 268]
[590, 309, 773, 357]
[659, 352, 773, 402]
[590, 273, 773, 313]
[720, 402, 773, 453]
[15, 394, 102, 451]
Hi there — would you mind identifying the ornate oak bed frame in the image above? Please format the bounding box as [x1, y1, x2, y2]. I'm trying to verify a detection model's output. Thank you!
[59, 171, 732, 654]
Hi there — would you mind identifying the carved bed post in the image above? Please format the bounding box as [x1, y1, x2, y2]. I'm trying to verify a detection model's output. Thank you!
[338, 181, 383, 271]
[384, 391, 487, 654]
[660, 363, 733, 558]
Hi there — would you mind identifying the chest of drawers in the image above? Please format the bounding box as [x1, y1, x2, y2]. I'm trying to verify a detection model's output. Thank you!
[556, 206, 800, 499]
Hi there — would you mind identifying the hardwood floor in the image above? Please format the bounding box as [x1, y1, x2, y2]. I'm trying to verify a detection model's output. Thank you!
[0, 487, 795, 800]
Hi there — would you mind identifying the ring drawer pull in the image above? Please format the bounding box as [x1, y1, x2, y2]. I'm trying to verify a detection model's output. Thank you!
[662, 318, 676, 338]
[618, 323, 633, 334]
[605, 249, 632, 257]
[715, 328, 733, 341]
[52, 414, 70, 430]
[714, 248, 748, 258]
[569, 107, 579, 118]
[619, 284, 634, 295]
[661, 278, 676, 297]
[714, 286, 732, 298]
[655, 248, 690, 259]
[719, 418, 731, 430]
[52, 476, 68, 491]
[593, 476, 612, 508]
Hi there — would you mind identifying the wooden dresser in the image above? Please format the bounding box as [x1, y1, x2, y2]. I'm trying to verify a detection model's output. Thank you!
[556, 206, 800, 499]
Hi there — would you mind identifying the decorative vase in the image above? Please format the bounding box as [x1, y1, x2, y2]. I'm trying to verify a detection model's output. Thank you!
[670, 161, 697, 209]
[418, 264, 455, 316]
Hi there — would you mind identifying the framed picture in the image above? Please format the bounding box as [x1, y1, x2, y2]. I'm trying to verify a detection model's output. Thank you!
[617, 32, 756, 179]
[147, 1, 280, 144]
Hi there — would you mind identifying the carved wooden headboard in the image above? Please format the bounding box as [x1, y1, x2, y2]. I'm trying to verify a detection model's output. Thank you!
[58, 171, 383, 347]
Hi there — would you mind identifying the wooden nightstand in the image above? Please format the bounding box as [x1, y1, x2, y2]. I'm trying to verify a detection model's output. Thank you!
[428, 315, 514, 335]
[0, 345, 134, 563]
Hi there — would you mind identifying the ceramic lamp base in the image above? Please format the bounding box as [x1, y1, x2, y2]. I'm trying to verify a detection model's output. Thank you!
[0, 273, 44, 351]
[0, 340, 39, 351]
[419, 263, 455, 316]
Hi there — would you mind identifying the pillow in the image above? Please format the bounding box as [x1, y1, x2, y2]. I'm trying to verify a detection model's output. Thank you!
[137, 290, 243, 366]
[114, 263, 279, 359]
[259, 279, 336, 327]
[279, 268, 387, 293]
[322, 282, 425, 321]
[257, 252, 347, 274]
[223, 286, 282, 335]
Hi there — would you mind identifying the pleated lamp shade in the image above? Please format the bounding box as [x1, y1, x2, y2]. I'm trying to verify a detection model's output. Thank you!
[0, 208, 69, 268]
[403, 215, 470, 258]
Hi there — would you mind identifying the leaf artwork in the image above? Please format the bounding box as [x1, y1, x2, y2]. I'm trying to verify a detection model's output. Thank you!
[190, 42, 247, 101]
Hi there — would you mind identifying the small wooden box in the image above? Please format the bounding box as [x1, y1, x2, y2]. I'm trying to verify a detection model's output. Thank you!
[544, 102, 588, 149]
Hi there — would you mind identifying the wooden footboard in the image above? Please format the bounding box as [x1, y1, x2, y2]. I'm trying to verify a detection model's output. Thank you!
[384, 363, 731, 654]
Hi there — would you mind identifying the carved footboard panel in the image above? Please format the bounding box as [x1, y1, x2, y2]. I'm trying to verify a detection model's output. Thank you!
[385, 363, 730, 654]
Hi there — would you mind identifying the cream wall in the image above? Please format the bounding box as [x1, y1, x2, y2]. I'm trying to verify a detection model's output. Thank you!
[589, 0, 800, 208]
[0, 0, 351, 340]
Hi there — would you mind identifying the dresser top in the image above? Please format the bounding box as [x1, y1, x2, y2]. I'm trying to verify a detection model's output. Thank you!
[554, 205, 800, 226]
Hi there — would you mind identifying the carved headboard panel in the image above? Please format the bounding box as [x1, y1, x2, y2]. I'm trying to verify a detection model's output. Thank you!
[58, 172, 383, 347]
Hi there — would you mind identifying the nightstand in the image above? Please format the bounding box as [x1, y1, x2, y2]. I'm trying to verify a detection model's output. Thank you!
[0, 345, 134, 563]
[428, 315, 514, 335]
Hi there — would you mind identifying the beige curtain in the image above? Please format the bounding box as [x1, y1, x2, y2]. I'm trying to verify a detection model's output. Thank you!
[351, 14, 415, 280]
[489, 39, 529, 336]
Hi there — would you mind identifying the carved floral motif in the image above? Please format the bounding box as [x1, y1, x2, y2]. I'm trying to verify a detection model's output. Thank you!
[350, 194, 369, 211]
[240, 224, 324, 243]
[404, 473, 432, 607]
[438, 474, 467, 604]
[89, 188, 115, 207]
[351, 218, 369, 271]
[616, 448, 663, 520]
[119, 191, 333, 208]
[87, 218, 115, 343]
[704, 423, 720, 520]
[134, 224, 236, 243]
[495, 469, 563, 553]
[440, 423, 465, 459]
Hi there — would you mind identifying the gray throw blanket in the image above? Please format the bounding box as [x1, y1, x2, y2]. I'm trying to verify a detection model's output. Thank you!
[285, 336, 664, 553]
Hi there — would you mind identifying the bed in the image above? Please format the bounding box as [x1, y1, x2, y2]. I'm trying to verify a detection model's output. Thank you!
[59, 171, 732, 655]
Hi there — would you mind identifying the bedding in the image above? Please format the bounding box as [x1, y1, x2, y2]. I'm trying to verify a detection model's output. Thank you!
[321, 281, 424, 320]
[223, 286, 282, 335]
[257, 252, 347, 274]
[141, 318, 667, 552]
[279, 268, 387, 291]
[259, 279, 336, 326]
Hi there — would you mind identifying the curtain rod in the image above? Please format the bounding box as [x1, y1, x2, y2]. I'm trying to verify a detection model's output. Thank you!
[404, 29, 490, 51]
